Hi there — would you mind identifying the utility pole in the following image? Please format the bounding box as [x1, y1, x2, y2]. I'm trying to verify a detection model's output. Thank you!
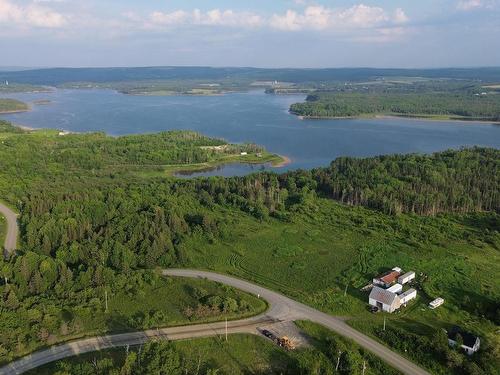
[225, 318, 228, 341]
[335, 350, 342, 371]
[362, 360, 366, 375]
[344, 283, 348, 297]
[105, 290, 108, 313]
[383, 316, 386, 331]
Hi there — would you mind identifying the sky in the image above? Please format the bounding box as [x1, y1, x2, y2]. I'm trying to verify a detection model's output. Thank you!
[0, 0, 499, 68]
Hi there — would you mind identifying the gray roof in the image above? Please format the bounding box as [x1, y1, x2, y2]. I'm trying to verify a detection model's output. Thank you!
[399, 271, 415, 279]
[400, 288, 417, 299]
[369, 286, 399, 305]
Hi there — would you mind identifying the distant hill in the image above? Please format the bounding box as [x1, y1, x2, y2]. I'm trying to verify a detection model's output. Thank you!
[1, 66, 500, 86]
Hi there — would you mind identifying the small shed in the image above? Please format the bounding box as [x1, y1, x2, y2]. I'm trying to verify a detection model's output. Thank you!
[369, 287, 401, 313]
[398, 271, 415, 285]
[399, 288, 417, 304]
[447, 326, 480, 355]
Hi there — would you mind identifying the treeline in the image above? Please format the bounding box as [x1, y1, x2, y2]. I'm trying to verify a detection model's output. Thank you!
[189, 148, 499, 216]
[290, 92, 500, 120]
[308, 148, 500, 215]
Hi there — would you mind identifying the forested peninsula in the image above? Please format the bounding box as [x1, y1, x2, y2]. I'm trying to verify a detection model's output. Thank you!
[290, 92, 500, 121]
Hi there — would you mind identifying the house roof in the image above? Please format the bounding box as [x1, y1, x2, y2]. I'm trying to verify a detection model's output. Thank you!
[378, 270, 400, 284]
[369, 286, 399, 306]
[448, 326, 479, 348]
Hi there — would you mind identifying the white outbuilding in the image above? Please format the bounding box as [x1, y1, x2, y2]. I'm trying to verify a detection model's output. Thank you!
[387, 283, 403, 294]
[399, 288, 417, 305]
[398, 271, 415, 285]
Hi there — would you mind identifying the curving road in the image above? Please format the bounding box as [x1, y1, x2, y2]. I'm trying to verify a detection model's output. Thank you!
[0, 269, 430, 375]
[0, 201, 18, 258]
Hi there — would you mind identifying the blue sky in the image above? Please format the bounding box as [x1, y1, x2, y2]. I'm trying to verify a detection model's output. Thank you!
[0, 0, 499, 68]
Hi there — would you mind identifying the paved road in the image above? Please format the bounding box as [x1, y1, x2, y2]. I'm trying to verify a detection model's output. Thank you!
[1, 269, 430, 375]
[164, 270, 430, 375]
[1, 316, 277, 375]
[0, 202, 18, 257]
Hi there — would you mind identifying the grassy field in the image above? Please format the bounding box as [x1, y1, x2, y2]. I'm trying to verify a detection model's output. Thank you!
[0, 98, 28, 113]
[0, 274, 267, 364]
[28, 321, 398, 374]
[180, 199, 499, 373]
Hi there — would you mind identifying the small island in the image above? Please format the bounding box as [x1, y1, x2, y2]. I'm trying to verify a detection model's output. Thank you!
[0, 98, 29, 114]
[33, 99, 52, 106]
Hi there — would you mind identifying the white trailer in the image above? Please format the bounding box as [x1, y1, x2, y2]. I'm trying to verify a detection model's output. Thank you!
[400, 288, 417, 304]
[398, 271, 415, 285]
[429, 297, 444, 309]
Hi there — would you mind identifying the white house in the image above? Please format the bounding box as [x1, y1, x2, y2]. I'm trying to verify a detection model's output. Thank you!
[369, 287, 401, 313]
[399, 288, 417, 305]
[398, 271, 415, 285]
[448, 326, 480, 355]
[429, 298, 444, 309]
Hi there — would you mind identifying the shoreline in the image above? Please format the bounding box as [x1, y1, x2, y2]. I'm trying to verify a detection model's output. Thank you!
[0, 108, 29, 115]
[272, 155, 291, 168]
[291, 111, 500, 124]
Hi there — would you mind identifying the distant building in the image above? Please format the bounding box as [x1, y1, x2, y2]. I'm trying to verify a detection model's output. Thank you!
[447, 326, 480, 355]
[398, 271, 415, 285]
[369, 286, 401, 313]
[429, 297, 444, 309]
[373, 269, 401, 288]
[240, 152, 248, 156]
[399, 288, 417, 305]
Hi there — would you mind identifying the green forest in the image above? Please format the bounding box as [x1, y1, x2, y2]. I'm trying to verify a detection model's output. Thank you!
[290, 92, 500, 121]
[0, 121, 498, 374]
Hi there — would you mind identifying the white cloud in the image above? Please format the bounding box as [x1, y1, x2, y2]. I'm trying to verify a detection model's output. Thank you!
[456, 0, 498, 10]
[0, 0, 67, 28]
[270, 4, 406, 31]
[149, 9, 263, 28]
[457, 0, 483, 10]
[393, 8, 409, 24]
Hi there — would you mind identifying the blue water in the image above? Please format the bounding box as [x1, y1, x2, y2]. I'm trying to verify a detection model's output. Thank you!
[2, 89, 500, 177]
